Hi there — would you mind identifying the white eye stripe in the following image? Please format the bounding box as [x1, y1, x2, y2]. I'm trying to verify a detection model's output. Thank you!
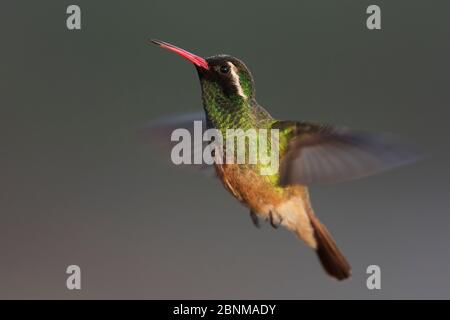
[226, 61, 246, 98]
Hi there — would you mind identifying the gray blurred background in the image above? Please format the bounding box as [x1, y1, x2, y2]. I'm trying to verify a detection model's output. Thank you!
[1, 0, 449, 299]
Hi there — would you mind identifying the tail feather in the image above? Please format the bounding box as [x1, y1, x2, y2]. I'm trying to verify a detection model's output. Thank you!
[307, 213, 351, 281]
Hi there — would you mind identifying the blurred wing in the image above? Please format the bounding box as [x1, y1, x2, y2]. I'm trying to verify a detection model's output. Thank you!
[274, 121, 423, 186]
[138, 111, 214, 173]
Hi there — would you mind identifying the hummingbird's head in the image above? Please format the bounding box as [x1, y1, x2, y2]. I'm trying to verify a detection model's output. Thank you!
[151, 39, 255, 102]
[197, 54, 255, 101]
[152, 39, 258, 128]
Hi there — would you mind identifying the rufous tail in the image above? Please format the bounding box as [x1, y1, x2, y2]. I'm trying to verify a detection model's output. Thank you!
[306, 211, 351, 281]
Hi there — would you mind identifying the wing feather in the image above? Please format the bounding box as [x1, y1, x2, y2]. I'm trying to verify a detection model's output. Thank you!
[138, 111, 214, 173]
[275, 121, 422, 185]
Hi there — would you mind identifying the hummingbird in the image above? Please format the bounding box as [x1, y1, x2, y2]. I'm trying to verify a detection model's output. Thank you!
[149, 39, 419, 280]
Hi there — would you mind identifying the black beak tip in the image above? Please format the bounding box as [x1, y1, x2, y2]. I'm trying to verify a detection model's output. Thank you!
[149, 39, 163, 46]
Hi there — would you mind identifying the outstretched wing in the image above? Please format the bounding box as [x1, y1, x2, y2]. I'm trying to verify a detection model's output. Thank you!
[138, 111, 214, 173]
[273, 121, 422, 186]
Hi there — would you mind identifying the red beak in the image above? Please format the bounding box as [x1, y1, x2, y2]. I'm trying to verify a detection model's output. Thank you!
[151, 39, 209, 70]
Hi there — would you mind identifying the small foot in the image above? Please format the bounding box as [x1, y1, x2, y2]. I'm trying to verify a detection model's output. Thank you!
[250, 211, 260, 229]
[269, 211, 282, 229]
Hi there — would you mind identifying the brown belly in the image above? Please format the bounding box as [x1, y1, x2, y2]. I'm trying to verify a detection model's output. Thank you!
[214, 163, 302, 214]
[214, 163, 316, 248]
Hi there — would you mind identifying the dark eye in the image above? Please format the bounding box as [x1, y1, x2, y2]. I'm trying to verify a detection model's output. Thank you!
[219, 65, 230, 74]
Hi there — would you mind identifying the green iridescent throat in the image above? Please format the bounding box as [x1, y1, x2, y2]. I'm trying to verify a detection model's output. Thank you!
[200, 71, 255, 131]
[199, 74, 283, 186]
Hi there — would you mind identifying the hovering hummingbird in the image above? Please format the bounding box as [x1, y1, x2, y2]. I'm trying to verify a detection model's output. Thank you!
[149, 39, 419, 280]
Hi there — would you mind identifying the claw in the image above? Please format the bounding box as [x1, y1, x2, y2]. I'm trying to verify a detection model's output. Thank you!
[250, 211, 260, 229]
[269, 211, 282, 229]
